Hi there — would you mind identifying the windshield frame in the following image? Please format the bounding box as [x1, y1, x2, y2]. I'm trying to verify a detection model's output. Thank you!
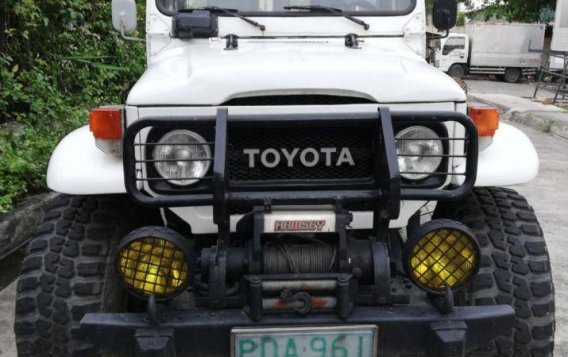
[156, 0, 417, 17]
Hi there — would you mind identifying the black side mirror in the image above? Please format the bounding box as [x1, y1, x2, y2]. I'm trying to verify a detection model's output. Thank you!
[433, 0, 457, 32]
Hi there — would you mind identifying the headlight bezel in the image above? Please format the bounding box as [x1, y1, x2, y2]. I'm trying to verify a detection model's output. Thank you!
[394, 123, 449, 185]
[144, 127, 214, 192]
[152, 129, 212, 187]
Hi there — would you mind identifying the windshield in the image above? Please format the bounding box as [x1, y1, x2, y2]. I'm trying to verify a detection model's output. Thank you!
[157, 0, 415, 15]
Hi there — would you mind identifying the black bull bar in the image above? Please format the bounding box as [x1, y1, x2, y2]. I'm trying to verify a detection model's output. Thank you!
[122, 108, 479, 237]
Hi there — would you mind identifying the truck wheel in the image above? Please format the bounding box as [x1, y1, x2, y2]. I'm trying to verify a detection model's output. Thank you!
[435, 187, 555, 356]
[448, 64, 466, 79]
[503, 68, 523, 83]
[14, 195, 158, 356]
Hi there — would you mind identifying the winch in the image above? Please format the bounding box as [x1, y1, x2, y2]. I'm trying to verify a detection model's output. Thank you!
[196, 208, 391, 320]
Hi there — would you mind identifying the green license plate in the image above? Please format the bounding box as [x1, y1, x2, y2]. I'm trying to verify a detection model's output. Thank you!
[231, 325, 377, 357]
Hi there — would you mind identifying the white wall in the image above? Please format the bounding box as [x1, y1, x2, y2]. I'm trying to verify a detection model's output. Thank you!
[552, 0, 568, 51]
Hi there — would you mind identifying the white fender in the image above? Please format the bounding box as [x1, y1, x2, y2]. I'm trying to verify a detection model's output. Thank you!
[47, 126, 126, 194]
[454, 122, 539, 187]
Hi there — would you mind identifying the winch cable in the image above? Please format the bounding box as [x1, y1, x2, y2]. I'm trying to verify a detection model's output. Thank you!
[263, 239, 337, 274]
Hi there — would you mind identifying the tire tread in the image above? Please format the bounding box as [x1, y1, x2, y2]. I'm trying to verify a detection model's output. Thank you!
[14, 195, 139, 357]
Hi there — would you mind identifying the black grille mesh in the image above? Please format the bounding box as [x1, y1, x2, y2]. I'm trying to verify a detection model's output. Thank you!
[228, 126, 373, 181]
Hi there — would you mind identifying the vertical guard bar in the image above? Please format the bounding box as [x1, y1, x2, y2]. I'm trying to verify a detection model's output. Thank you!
[379, 108, 401, 219]
[372, 108, 401, 239]
[213, 108, 230, 248]
[209, 108, 229, 308]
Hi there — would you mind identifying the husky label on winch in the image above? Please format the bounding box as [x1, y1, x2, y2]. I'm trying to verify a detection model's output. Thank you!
[274, 220, 327, 232]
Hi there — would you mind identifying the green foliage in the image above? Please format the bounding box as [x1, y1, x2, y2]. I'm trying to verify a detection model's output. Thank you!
[426, 0, 471, 12]
[481, 0, 556, 22]
[457, 12, 466, 26]
[427, 0, 556, 23]
[0, 0, 146, 212]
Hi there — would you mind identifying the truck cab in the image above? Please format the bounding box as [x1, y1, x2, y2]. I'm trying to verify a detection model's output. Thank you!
[436, 33, 469, 77]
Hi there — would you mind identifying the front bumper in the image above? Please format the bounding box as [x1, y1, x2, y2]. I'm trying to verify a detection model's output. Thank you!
[81, 305, 515, 357]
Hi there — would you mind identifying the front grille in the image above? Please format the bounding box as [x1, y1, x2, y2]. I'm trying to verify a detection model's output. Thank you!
[227, 126, 374, 182]
[222, 95, 375, 106]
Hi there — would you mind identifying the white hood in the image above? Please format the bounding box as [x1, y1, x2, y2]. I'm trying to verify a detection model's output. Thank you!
[127, 39, 466, 106]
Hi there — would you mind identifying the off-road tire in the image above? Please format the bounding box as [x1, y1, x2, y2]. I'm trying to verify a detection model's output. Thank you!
[14, 195, 157, 357]
[435, 187, 555, 356]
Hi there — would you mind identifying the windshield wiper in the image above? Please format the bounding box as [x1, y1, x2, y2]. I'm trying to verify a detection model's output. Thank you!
[283, 5, 370, 30]
[193, 6, 266, 31]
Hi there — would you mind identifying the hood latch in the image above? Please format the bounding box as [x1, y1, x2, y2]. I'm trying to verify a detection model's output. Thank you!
[345, 33, 360, 49]
[225, 34, 239, 50]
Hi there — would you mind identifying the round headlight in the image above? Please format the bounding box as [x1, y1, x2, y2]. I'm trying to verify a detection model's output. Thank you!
[117, 227, 195, 299]
[153, 130, 211, 186]
[404, 220, 480, 294]
[395, 126, 443, 181]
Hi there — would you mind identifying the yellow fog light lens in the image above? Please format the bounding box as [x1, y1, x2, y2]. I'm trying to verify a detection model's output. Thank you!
[404, 220, 480, 294]
[117, 227, 195, 299]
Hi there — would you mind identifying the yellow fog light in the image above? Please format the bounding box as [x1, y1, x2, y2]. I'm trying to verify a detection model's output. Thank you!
[117, 227, 195, 299]
[404, 220, 480, 294]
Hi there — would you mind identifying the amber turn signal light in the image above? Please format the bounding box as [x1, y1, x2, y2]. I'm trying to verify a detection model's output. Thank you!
[89, 107, 122, 140]
[468, 105, 500, 137]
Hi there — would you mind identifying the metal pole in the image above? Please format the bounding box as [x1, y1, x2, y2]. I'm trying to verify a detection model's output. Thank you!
[553, 53, 568, 105]
[533, 50, 548, 99]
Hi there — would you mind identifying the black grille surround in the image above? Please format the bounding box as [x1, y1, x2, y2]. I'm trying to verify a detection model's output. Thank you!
[123, 110, 479, 208]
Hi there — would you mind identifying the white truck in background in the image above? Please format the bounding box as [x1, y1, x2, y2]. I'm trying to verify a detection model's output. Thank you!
[435, 23, 546, 83]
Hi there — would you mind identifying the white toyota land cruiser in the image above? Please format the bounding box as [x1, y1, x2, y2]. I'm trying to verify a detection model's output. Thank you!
[14, 0, 554, 356]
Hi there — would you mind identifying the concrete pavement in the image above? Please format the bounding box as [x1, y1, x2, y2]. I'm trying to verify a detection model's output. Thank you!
[0, 119, 567, 356]
[513, 124, 568, 356]
[0, 281, 16, 356]
[465, 78, 555, 99]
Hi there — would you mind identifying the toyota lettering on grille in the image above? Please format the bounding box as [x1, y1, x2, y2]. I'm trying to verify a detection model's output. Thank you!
[243, 147, 355, 168]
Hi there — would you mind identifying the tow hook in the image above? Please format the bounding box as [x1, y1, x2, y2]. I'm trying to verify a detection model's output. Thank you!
[280, 290, 313, 315]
